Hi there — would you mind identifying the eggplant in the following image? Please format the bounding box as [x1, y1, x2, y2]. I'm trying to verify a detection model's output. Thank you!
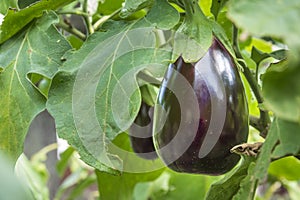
[153, 38, 249, 175]
[129, 101, 158, 160]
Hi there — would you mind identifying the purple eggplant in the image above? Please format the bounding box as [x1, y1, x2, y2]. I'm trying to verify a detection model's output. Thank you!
[129, 101, 158, 160]
[153, 38, 249, 175]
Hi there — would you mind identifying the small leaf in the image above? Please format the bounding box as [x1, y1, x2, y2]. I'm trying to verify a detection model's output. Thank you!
[145, 0, 180, 30]
[270, 119, 300, 159]
[211, 0, 228, 19]
[251, 47, 269, 65]
[268, 156, 300, 181]
[0, 0, 75, 44]
[0, 11, 71, 163]
[120, 0, 154, 18]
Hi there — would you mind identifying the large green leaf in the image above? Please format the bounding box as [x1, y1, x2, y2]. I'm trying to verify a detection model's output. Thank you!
[47, 20, 172, 173]
[262, 61, 300, 123]
[0, 0, 75, 44]
[227, 0, 300, 48]
[0, 11, 71, 163]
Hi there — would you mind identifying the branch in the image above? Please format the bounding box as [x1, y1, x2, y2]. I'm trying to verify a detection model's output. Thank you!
[82, 0, 94, 35]
[56, 19, 86, 41]
[233, 26, 270, 138]
[93, 8, 121, 31]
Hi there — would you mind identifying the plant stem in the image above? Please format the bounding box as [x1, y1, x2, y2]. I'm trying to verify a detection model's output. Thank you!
[93, 8, 121, 31]
[233, 26, 270, 138]
[82, 0, 94, 35]
[57, 10, 89, 17]
[56, 19, 86, 41]
[136, 71, 161, 87]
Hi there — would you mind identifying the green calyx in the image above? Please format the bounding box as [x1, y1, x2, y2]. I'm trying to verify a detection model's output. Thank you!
[172, 0, 213, 62]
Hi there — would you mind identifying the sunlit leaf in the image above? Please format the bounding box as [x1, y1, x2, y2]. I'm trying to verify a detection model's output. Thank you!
[0, 0, 75, 44]
[268, 157, 300, 181]
[0, 11, 71, 163]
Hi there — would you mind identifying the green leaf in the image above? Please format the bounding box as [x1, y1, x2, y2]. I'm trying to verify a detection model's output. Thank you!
[252, 119, 280, 180]
[205, 157, 256, 200]
[97, 0, 123, 15]
[0, 0, 75, 44]
[56, 147, 75, 177]
[0, 152, 32, 199]
[268, 156, 300, 181]
[251, 47, 270, 65]
[232, 162, 257, 200]
[227, 0, 300, 48]
[18, 0, 40, 9]
[96, 133, 164, 200]
[96, 169, 163, 200]
[15, 154, 49, 200]
[145, 0, 180, 30]
[211, 0, 228, 19]
[0, 11, 71, 163]
[262, 61, 300, 122]
[133, 172, 171, 200]
[157, 169, 216, 200]
[0, 0, 18, 14]
[172, 0, 213, 62]
[208, 119, 281, 200]
[270, 119, 300, 159]
[47, 20, 171, 173]
[120, 0, 154, 18]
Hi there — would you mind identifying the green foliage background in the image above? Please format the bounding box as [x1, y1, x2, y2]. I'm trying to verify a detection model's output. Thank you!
[0, 0, 299, 199]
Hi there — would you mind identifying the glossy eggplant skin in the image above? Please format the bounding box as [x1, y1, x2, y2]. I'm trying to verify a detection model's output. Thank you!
[153, 38, 249, 175]
[129, 102, 158, 160]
